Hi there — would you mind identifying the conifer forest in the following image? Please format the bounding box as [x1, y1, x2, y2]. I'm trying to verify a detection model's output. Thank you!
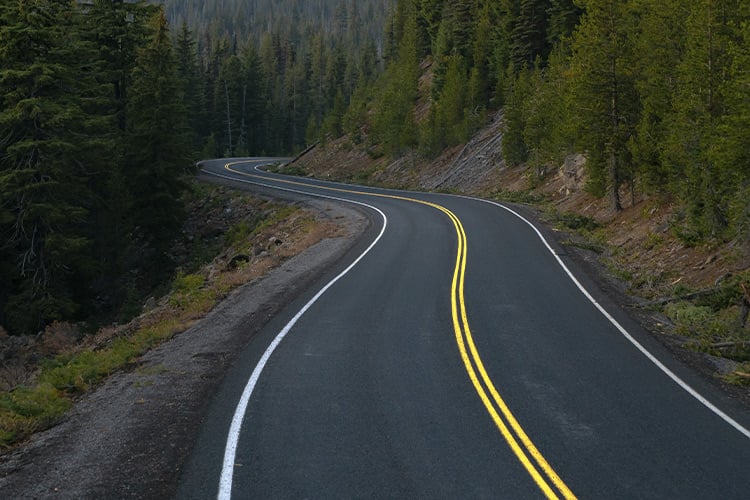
[1, 0, 749, 335]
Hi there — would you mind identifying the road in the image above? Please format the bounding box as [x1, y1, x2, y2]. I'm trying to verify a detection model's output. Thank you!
[179, 158, 750, 499]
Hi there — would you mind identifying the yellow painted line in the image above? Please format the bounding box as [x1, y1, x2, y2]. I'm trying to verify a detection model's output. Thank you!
[220, 161, 576, 499]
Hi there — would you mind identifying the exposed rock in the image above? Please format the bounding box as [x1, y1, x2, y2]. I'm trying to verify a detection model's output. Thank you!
[228, 254, 251, 269]
[560, 153, 587, 196]
[268, 236, 283, 248]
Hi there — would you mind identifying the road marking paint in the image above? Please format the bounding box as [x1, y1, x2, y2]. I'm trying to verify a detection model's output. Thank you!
[477, 199, 750, 440]
[208, 160, 575, 499]
[207, 161, 388, 500]
[435, 203, 574, 500]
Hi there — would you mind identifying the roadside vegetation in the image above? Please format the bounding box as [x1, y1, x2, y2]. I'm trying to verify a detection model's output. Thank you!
[0, 182, 319, 450]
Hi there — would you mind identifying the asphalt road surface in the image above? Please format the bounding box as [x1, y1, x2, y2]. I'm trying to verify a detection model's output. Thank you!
[179, 158, 750, 499]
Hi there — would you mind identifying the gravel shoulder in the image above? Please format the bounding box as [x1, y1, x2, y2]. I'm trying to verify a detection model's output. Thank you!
[0, 177, 372, 499]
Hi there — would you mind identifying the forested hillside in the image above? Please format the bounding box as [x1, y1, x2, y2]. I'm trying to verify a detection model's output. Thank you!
[3, 0, 748, 337]
[156, 0, 390, 49]
[0, 0, 389, 335]
[161, 0, 389, 157]
[362, 0, 749, 247]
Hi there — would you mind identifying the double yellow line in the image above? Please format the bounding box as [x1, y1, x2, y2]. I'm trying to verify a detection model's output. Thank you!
[221, 162, 575, 499]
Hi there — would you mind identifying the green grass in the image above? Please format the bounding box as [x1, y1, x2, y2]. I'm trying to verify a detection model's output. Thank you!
[0, 315, 190, 449]
[0, 199, 307, 449]
[0, 277, 209, 448]
[0, 384, 72, 447]
[664, 301, 749, 362]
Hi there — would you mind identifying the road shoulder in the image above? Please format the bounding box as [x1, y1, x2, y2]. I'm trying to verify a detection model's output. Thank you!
[0, 193, 371, 499]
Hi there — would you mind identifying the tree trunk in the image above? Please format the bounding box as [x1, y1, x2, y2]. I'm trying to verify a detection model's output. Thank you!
[225, 80, 233, 154]
[609, 54, 622, 212]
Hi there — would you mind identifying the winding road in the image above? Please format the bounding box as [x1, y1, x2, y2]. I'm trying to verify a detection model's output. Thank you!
[179, 158, 750, 499]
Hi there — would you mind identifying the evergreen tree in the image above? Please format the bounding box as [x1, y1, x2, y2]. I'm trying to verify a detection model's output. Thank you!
[124, 8, 192, 276]
[240, 41, 270, 154]
[716, 13, 750, 240]
[431, 54, 470, 150]
[417, 0, 444, 47]
[628, 0, 687, 192]
[432, 0, 475, 95]
[83, 0, 157, 132]
[175, 22, 206, 154]
[471, 1, 497, 108]
[568, 0, 639, 211]
[502, 66, 532, 167]
[546, 0, 582, 47]
[0, 0, 107, 333]
[510, 0, 551, 69]
[82, 0, 158, 296]
[371, 0, 419, 157]
[665, 0, 742, 237]
[214, 53, 244, 155]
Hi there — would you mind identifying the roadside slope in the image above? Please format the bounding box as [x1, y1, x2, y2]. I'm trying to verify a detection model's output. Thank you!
[0, 178, 371, 498]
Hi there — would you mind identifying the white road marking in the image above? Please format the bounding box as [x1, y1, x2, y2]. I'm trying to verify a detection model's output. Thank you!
[480, 198, 750, 440]
[204, 160, 749, 500]
[202, 162, 389, 500]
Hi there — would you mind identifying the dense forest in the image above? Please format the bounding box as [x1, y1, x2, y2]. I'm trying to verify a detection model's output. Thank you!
[0, 1, 191, 335]
[156, 0, 390, 50]
[366, 0, 749, 246]
[0, 0, 385, 335]
[154, 0, 391, 157]
[2, 0, 749, 335]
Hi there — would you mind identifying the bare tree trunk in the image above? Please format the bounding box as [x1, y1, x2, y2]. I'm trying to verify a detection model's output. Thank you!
[609, 54, 622, 212]
[225, 80, 232, 154]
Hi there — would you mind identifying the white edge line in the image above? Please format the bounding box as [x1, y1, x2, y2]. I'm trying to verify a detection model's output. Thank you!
[202, 164, 389, 499]
[478, 197, 750, 440]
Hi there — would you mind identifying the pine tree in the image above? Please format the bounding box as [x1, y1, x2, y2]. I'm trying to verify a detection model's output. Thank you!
[240, 41, 270, 154]
[665, 0, 743, 237]
[124, 8, 191, 276]
[371, 0, 419, 157]
[629, 0, 687, 192]
[433, 54, 470, 149]
[546, 0, 582, 47]
[83, 0, 157, 132]
[568, 0, 639, 211]
[502, 66, 532, 167]
[716, 12, 750, 240]
[0, 0, 107, 333]
[215, 53, 244, 155]
[175, 22, 206, 154]
[417, 0, 446, 53]
[471, 1, 497, 107]
[510, 0, 552, 69]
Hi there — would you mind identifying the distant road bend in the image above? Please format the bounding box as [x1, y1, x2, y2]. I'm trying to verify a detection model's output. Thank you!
[181, 158, 750, 499]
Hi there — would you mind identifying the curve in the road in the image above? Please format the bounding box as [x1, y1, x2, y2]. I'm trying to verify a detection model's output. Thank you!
[213, 161, 576, 499]
[199, 159, 750, 499]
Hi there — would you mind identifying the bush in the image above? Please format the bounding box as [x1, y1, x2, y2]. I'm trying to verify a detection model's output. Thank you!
[664, 301, 744, 349]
